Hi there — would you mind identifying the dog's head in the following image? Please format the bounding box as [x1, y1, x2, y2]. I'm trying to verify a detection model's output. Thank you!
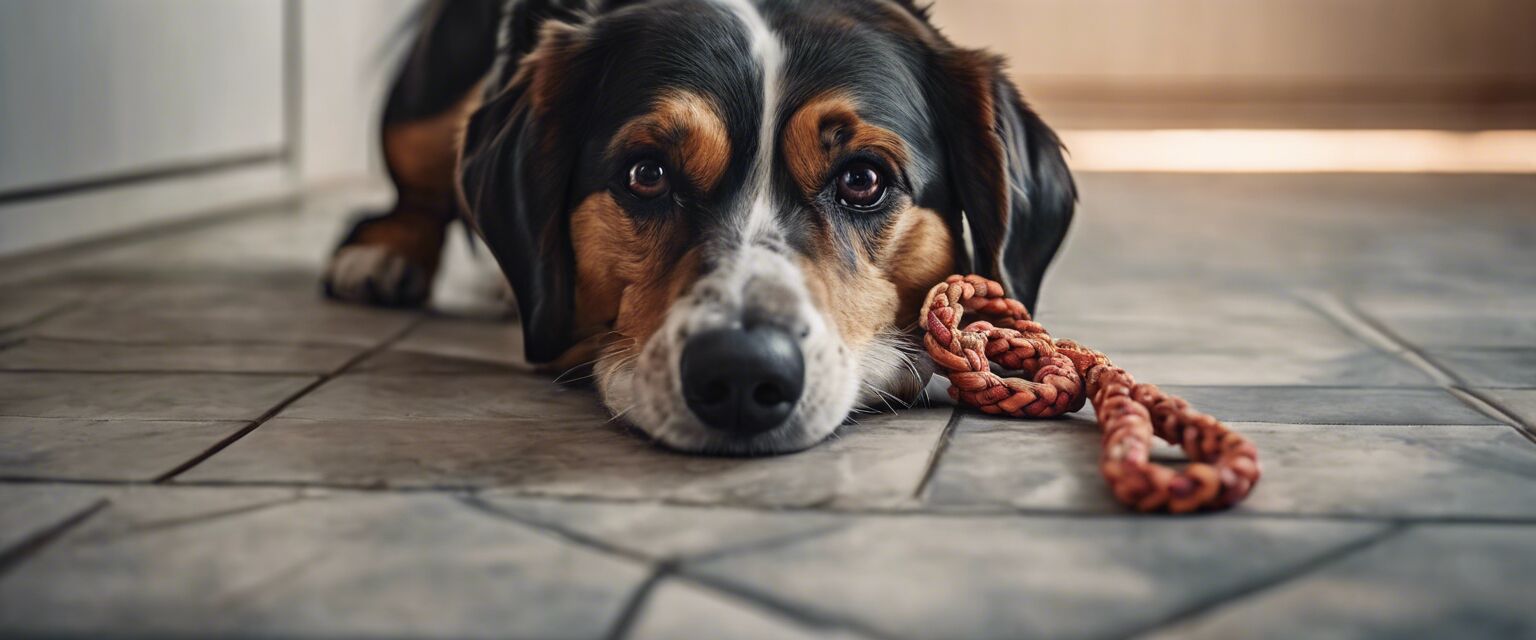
[459, 0, 1074, 454]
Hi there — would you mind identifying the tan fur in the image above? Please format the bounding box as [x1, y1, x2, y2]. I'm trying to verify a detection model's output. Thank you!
[795, 205, 955, 347]
[345, 83, 486, 273]
[781, 93, 954, 343]
[783, 91, 910, 199]
[881, 207, 956, 322]
[607, 91, 732, 193]
[570, 192, 702, 352]
[385, 83, 484, 205]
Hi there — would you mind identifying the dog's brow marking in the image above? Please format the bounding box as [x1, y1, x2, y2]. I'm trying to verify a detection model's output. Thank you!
[713, 0, 785, 243]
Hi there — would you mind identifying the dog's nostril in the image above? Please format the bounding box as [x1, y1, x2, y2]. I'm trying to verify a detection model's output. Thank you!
[680, 326, 805, 436]
[753, 382, 785, 406]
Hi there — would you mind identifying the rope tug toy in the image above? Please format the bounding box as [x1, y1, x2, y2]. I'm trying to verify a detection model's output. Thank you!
[922, 275, 1261, 513]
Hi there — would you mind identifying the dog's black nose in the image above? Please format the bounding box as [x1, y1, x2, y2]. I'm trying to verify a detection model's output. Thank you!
[680, 326, 805, 436]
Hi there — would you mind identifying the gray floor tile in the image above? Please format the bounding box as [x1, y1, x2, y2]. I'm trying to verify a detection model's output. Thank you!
[0, 484, 106, 556]
[923, 417, 1117, 512]
[1148, 524, 1536, 640]
[277, 373, 606, 421]
[1037, 282, 1320, 320]
[1480, 388, 1536, 426]
[1426, 348, 1536, 388]
[0, 337, 360, 374]
[1154, 386, 1500, 425]
[0, 372, 315, 421]
[186, 410, 950, 507]
[473, 497, 848, 560]
[0, 288, 79, 333]
[392, 316, 527, 366]
[1101, 350, 1433, 386]
[1376, 314, 1536, 349]
[1031, 313, 1367, 355]
[629, 579, 864, 640]
[687, 514, 1384, 640]
[352, 349, 528, 375]
[354, 312, 529, 374]
[0, 417, 249, 481]
[1353, 292, 1536, 319]
[30, 294, 419, 347]
[926, 416, 1536, 518]
[0, 488, 647, 640]
[1238, 424, 1536, 518]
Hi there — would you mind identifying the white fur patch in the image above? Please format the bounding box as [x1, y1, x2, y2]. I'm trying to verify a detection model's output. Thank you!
[712, 0, 785, 242]
[324, 245, 428, 305]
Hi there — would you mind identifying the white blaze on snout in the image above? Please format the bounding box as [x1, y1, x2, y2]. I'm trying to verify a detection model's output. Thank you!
[600, 241, 858, 453]
[712, 0, 785, 242]
[593, 0, 861, 453]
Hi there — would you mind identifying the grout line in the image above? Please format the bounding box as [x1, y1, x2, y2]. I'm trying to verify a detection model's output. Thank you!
[0, 498, 111, 577]
[669, 568, 896, 640]
[152, 316, 427, 482]
[9, 476, 1536, 525]
[1112, 522, 1412, 640]
[1453, 388, 1536, 445]
[911, 408, 963, 500]
[1299, 293, 1457, 384]
[458, 495, 887, 638]
[605, 561, 676, 640]
[1303, 292, 1534, 439]
[455, 495, 651, 563]
[0, 300, 87, 337]
[71, 496, 307, 544]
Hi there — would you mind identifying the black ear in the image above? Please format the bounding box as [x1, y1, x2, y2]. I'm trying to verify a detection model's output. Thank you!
[935, 50, 1076, 313]
[458, 13, 589, 364]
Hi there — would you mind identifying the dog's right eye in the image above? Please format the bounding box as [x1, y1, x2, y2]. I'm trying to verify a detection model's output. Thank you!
[627, 159, 670, 199]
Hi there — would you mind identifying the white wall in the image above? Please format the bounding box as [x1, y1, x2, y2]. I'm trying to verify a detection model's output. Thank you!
[931, 0, 1536, 129]
[0, 0, 418, 258]
[295, 0, 418, 187]
[0, 0, 285, 193]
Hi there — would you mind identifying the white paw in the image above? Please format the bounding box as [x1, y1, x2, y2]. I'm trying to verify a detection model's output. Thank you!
[323, 245, 431, 307]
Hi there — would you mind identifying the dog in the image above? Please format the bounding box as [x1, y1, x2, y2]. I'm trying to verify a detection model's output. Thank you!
[323, 0, 1075, 455]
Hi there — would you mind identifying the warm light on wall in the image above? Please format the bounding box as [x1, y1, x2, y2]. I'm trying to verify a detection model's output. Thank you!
[1058, 130, 1536, 173]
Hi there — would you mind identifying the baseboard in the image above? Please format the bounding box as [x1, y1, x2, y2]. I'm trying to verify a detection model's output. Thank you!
[0, 161, 297, 258]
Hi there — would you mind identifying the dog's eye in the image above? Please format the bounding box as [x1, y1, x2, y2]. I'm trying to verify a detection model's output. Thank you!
[836, 162, 886, 209]
[627, 159, 670, 199]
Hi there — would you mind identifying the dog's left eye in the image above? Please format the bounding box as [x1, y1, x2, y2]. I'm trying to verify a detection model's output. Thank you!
[627, 159, 670, 199]
[836, 162, 886, 209]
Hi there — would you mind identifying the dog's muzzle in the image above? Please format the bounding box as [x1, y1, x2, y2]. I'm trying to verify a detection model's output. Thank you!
[680, 324, 806, 435]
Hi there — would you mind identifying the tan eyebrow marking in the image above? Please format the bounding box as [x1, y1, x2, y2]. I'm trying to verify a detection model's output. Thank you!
[606, 91, 731, 193]
[783, 90, 911, 199]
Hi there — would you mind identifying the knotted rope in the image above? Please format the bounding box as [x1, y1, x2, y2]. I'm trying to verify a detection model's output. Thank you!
[922, 275, 1261, 512]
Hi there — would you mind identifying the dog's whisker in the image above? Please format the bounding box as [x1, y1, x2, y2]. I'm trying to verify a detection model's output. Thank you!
[606, 405, 635, 425]
[861, 382, 899, 414]
[568, 352, 638, 385]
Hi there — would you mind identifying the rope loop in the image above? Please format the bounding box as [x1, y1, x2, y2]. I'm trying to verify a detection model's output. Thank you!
[921, 275, 1261, 513]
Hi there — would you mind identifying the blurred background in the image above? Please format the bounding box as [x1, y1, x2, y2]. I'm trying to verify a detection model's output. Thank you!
[0, 0, 1533, 257]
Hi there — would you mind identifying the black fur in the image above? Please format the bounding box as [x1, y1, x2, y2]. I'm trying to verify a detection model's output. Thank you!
[433, 0, 1074, 362]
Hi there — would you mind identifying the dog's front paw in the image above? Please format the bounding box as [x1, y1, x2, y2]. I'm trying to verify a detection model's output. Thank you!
[323, 244, 433, 308]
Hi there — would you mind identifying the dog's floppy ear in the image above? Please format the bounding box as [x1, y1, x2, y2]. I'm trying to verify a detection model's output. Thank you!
[458, 9, 590, 364]
[934, 50, 1076, 313]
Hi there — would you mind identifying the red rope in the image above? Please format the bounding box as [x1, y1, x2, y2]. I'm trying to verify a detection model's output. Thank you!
[922, 275, 1261, 513]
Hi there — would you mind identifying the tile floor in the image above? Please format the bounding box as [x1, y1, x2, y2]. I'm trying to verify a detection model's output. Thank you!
[0, 174, 1533, 639]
